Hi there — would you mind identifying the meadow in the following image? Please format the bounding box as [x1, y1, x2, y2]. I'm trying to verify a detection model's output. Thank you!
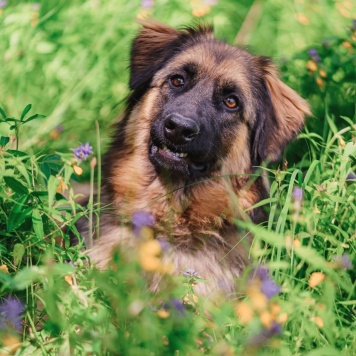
[0, 0, 355, 354]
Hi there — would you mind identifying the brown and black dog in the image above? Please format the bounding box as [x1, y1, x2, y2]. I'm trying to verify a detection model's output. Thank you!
[77, 22, 310, 295]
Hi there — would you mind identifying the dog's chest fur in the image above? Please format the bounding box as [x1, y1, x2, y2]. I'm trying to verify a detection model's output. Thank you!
[84, 155, 264, 295]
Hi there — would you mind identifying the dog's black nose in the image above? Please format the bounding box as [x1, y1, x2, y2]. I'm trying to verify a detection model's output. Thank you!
[164, 114, 200, 145]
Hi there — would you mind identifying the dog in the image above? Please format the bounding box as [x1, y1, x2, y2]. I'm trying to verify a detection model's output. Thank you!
[76, 22, 310, 296]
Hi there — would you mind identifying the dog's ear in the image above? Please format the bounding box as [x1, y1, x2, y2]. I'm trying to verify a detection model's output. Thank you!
[130, 21, 214, 91]
[251, 57, 311, 164]
[130, 21, 181, 90]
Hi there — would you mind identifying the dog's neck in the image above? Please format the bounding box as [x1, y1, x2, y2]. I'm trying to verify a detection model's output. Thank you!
[104, 145, 266, 233]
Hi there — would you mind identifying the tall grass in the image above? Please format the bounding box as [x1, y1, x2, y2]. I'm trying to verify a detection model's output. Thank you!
[0, 0, 355, 355]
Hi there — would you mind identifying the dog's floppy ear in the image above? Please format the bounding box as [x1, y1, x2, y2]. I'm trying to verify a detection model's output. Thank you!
[252, 57, 311, 163]
[130, 21, 181, 90]
[130, 21, 214, 91]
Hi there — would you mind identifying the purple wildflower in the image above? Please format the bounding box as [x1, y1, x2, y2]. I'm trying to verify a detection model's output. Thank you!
[182, 268, 199, 278]
[141, 0, 154, 8]
[0, 1, 7, 8]
[0, 297, 24, 331]
[157, 237, 171, 252]
[131, 211, 155, 237]
[170, 298, 185, 315]
[32, 2, 40, 10]
[292, 187, 303, 202]
[72, 142, 93, 161]
[204, 0, 218, 4]
[260, 277, 281, 299]
[307, 48, 318, 57]
[308, 48, 321, 62]
[254, 266, 269, 280]
[334, 254, 353, 270]
[248, 322, 282, 346]
[251, 266, 281, 299]
[346, 173, 356, 180]
[352, 19, 356, 31]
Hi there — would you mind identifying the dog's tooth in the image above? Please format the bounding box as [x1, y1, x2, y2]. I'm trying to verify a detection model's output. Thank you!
[163, 145, 167, 151]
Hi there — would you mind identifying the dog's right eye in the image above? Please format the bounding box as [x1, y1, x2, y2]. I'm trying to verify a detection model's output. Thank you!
[223, 96, 239, 110]
[170, 75, 185, 88]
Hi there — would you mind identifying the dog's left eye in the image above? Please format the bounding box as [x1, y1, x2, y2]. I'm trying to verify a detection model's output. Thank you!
[170, 75, 185, 88]
[223, 96, 239, 109]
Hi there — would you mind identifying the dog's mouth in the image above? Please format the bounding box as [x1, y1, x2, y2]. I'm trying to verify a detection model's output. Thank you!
[149, 142, 209, 176]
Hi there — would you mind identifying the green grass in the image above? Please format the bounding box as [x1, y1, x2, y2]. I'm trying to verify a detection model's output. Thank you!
[0, 0, 355, 355]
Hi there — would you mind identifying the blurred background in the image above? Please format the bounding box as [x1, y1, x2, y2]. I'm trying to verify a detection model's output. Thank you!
[0, 0, 355, 162]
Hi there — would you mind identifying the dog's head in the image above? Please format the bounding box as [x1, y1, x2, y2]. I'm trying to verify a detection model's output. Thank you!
[129, 22, 311, 180]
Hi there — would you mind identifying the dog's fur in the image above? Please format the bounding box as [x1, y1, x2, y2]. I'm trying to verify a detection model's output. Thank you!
[77, 22, 310, 295]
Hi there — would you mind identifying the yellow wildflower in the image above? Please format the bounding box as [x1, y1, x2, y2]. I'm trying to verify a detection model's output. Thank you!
[309, 272, 326, 288]
[0, 264, 9, 273]
[295, 13, 310, 25]
[235, 301, 254, 325]
[311, 316, 324, 328]
[316, 77, 324, 87]
[319, 69, 327, 78]
[64, 275, 73, 286]
[73, 165, 83, 175]
[260, 310, 274, 329]
[157, 309, 170, 319]
[306, 60, 318, 72]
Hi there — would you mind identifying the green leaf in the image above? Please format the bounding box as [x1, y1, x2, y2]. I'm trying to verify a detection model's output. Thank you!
[0, 271, 13, 290]
[39, 154, 61, 164]
[326, 112, 338, 136]
[39, 154, 62, 174]
[234, 220, 285, 248]
[7, 195, 32, 232]
[305, 346, 341, 356]
[48, 175, 60, 207]
[337, 300, 356, 305]
[0, 107, 6, 120]
[23, 113, 45, 123]
[64, 164, 74, 185]
[20, 104, 32, 121]
[16, 164, 31, 186]
[32, 209, 44, 239]
[51, 263, 75, 276]
[4, 176, 29, 194]
[245, 197, 278, 211]
[6, 150, 28, 158]
[303, 160, 321, 186]
[13, 243, 25, 266]
[13, 267, 41, 290]
[294, 246, 328, 270]
[0, 136, 10, 147]
[40, 163, 51, 180]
